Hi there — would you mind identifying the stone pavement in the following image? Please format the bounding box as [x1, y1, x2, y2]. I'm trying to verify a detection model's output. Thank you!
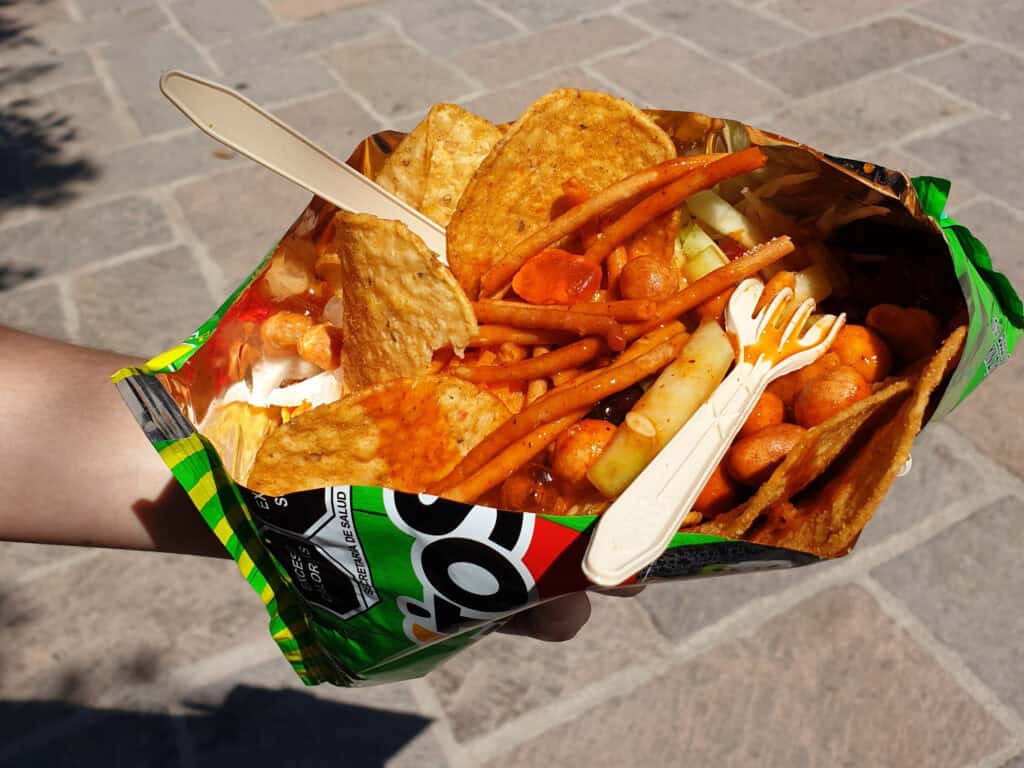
[2, 0, 1023, 765]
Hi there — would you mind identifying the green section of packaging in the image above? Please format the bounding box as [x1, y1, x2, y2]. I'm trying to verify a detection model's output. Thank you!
[912, 177, 1023, 419]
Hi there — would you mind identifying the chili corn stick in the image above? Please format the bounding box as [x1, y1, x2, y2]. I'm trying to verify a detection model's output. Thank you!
[473, 301, 626, 351]
[624, 236, 794, 341]
[616, 321, 687, 364]
[584, 148, 767, 265]
[551, 368, 582, 387]
[451, 337, 603, 383]
[568, 299, 657, 322]
[480, 155, 727, 297]
[526, 346, 550, 404]
[545, 322, 689, 392]
[483, 299, 655, 322]
[468, 326, 574, 347]
[606, 246, 628, 298]
[441, 410, 589, 503]
[431, 332, 688, 493]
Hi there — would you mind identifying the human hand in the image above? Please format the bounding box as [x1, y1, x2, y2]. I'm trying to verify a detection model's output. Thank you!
[499, 592, 592, 642]
[498, 585, 645, 642]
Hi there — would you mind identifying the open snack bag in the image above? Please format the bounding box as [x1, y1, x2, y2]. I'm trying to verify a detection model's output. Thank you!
[116, 91, 1022, 686]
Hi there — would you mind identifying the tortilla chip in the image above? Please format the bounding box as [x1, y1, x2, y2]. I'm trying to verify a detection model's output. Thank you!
[332, 211, 477, 391]
[200, 402, 282, 484]
[752, 326, 967, 556]
[247, 376, 509, 495]
[447, 89, 677, 297]
[374, 104, 501, 227]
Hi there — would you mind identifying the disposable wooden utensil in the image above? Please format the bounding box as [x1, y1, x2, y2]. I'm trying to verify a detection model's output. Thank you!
[158, 70, 447, 261]
[582, 277, 845, 587]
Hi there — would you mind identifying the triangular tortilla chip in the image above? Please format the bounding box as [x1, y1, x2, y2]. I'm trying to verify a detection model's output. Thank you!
[332, 211, 476, 391]
[247, 376, 509, 495]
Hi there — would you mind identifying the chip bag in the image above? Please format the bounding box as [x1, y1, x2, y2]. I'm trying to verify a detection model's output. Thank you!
[115, 99, 1022, 686]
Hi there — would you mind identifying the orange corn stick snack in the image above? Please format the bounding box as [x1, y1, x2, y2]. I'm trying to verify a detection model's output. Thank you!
[583, 148, 767, 265]
[451, 337, 604, 383]
[473, 301, 626, 351]
[440, 410, 589, 503]
[468, 325, 575, 347]
[431, 331, 688, 493]
[480, 155, 726, 296]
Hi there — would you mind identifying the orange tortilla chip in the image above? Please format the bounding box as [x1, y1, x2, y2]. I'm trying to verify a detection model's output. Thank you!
[247, 376, 510, 496]
[374, 104, 501, 227]
[332, 211, 476, 391]
[447, 89, 677, 297]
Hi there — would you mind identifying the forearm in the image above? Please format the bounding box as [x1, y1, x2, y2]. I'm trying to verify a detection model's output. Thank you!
[0, 327, 225, 557]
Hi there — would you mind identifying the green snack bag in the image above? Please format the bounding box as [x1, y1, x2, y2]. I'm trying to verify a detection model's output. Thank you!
[115, 111, 1021, 687]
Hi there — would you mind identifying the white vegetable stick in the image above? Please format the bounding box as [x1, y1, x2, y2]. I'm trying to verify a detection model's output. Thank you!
[587, 321, 734, 497]
[686, 189, 763, 248]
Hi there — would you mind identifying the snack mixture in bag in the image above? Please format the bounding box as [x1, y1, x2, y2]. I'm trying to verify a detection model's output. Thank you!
[116, 89, 1022, 686]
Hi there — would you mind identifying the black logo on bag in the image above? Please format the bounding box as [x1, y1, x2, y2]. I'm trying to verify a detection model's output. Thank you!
[244, 487, 380, 621]
[384, 492, 537, 643]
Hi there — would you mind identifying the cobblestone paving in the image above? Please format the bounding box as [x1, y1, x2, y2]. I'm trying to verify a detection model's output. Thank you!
[2, 1, 1023, 766]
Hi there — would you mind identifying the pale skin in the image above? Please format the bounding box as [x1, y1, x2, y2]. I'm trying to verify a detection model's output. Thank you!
[0, 325, 594, 642]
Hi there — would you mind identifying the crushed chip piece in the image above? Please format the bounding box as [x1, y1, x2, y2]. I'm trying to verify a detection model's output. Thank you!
[332, 211, 477, 391]
[753, 326, 967, 556]
[247, 376, 509, 495]
[447, 89, 677, 297]
[200, 402, 282, 484]
[695, 377, 915, 540]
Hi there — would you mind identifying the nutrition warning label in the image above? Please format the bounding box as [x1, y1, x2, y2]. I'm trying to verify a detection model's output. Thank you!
[244, 486, 379, 621]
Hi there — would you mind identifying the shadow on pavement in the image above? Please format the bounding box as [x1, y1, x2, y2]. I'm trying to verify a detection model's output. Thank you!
[1, 685, 433, 767]
[0, 1, 99, 289]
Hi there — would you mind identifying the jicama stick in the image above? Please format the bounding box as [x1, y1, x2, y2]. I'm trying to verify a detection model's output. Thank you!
[468, 325, 574, 347]
[440, 410, 589, 503]
[583, 148, 767, 265]
[473, 301, 626, 351]
[431, 332, 688, 494]
[526, 346, 550, 404]
[479, 155, 727, 296]
[451, 337, 603, 383]
[588, 320, 734, 497]
[624, 235, 794, 341]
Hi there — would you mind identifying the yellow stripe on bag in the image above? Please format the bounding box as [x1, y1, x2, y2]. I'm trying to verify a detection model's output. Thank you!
[158, 434, 205, 471]
[212, 516, 234, 544]
[188, 472, 218, 510]
[237, 550, 255, 577]
[143, 343, 194, 373]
